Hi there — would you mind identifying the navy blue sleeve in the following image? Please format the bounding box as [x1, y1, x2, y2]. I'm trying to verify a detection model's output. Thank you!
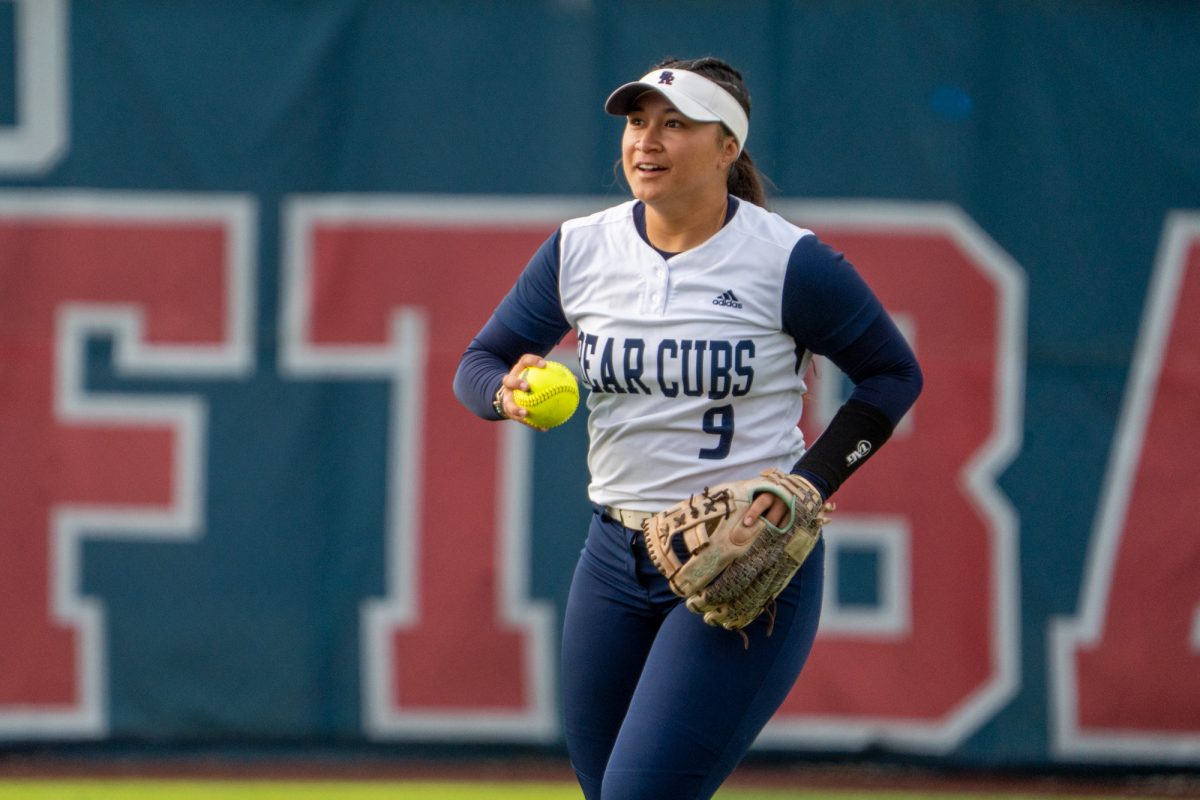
[825, 311, 923, 426]
[493, 229, 572, 345]
[453, 230, 573, 420]
[782, 234, 921, 425]
[453, 317, 559, 419]
[782, 234, 882, 357]
[784, 233, 923, 497]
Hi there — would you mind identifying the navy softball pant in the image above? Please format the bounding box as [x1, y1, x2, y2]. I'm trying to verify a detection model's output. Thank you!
[560, 507, 824, 800]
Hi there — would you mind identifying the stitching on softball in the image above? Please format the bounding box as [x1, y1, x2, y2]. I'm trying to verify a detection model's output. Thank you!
[516, 384, 576, 407]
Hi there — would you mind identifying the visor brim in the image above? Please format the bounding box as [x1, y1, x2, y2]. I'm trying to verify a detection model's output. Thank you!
[604, 82, 722, 123]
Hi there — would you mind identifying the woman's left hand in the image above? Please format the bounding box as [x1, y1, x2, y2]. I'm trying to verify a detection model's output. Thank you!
[742, 491, 835, 529]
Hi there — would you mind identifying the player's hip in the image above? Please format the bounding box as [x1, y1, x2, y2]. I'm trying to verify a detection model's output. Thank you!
[576, 505, 825, 617]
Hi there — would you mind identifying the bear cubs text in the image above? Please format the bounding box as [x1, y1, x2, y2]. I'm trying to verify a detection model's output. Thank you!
[576, 332, 755, 399]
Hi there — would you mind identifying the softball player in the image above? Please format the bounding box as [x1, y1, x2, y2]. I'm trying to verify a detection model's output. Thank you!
[455, 56, 922, 800]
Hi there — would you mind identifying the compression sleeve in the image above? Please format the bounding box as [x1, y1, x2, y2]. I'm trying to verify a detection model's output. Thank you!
[453, 229, 573, 420]
[782, 234, 923, 496]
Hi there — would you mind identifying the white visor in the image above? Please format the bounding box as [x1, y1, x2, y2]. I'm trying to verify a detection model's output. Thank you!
[605, 68, 749, 155]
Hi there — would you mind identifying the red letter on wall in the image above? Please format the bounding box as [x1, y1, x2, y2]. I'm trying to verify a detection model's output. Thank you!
[0, 192, 254, 737]
[281, 196, 600, 741]
[762, 203, 1026, 753]
[1051, 212, 1200, 762]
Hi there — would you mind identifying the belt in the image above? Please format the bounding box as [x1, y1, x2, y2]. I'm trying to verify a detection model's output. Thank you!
[603, 505, 655, 531]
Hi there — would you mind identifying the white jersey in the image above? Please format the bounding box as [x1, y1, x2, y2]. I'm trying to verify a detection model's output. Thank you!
[557, 200, 814, 510]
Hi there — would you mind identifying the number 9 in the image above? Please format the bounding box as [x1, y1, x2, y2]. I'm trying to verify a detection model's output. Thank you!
[699, 404, 735, 459]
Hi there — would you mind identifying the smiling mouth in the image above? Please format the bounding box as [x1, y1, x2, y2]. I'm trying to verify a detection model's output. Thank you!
[635, 163, 667, 173]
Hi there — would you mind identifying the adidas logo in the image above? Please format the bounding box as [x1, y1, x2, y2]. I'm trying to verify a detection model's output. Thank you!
[711, 290, 743, 309]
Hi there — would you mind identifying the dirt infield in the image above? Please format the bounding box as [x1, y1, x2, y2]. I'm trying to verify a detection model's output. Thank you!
[1, 751, 1198, 798]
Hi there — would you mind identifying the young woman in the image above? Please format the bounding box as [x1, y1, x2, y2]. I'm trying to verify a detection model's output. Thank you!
[454, 56, 922, 800]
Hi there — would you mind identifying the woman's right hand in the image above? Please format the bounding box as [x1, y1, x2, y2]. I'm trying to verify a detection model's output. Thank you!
[496, 354, 549, 430]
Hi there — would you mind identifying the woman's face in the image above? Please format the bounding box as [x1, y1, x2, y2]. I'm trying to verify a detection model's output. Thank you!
[622, 92, 737, 210]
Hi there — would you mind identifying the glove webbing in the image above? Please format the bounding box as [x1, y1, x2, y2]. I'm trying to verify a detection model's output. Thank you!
[644, 484, 737, 592]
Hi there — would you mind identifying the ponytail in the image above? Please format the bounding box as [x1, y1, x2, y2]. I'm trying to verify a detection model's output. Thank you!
[728, 149, 767, 208]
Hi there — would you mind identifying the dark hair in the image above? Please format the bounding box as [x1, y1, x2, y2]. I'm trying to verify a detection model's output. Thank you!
[653, 56, 769, 208]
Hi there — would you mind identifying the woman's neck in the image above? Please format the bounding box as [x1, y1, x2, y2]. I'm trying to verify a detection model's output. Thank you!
[642, 192, 730, 254]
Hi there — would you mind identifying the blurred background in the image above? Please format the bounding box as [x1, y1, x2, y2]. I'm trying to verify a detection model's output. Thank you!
[1, 0, 1198, 780]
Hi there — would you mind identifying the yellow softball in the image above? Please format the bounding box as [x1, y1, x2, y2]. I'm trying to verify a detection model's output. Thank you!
[512, 360, 580, 429]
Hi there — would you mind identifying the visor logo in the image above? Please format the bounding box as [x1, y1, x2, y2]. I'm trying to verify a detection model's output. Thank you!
[657, 71, 675, 85]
